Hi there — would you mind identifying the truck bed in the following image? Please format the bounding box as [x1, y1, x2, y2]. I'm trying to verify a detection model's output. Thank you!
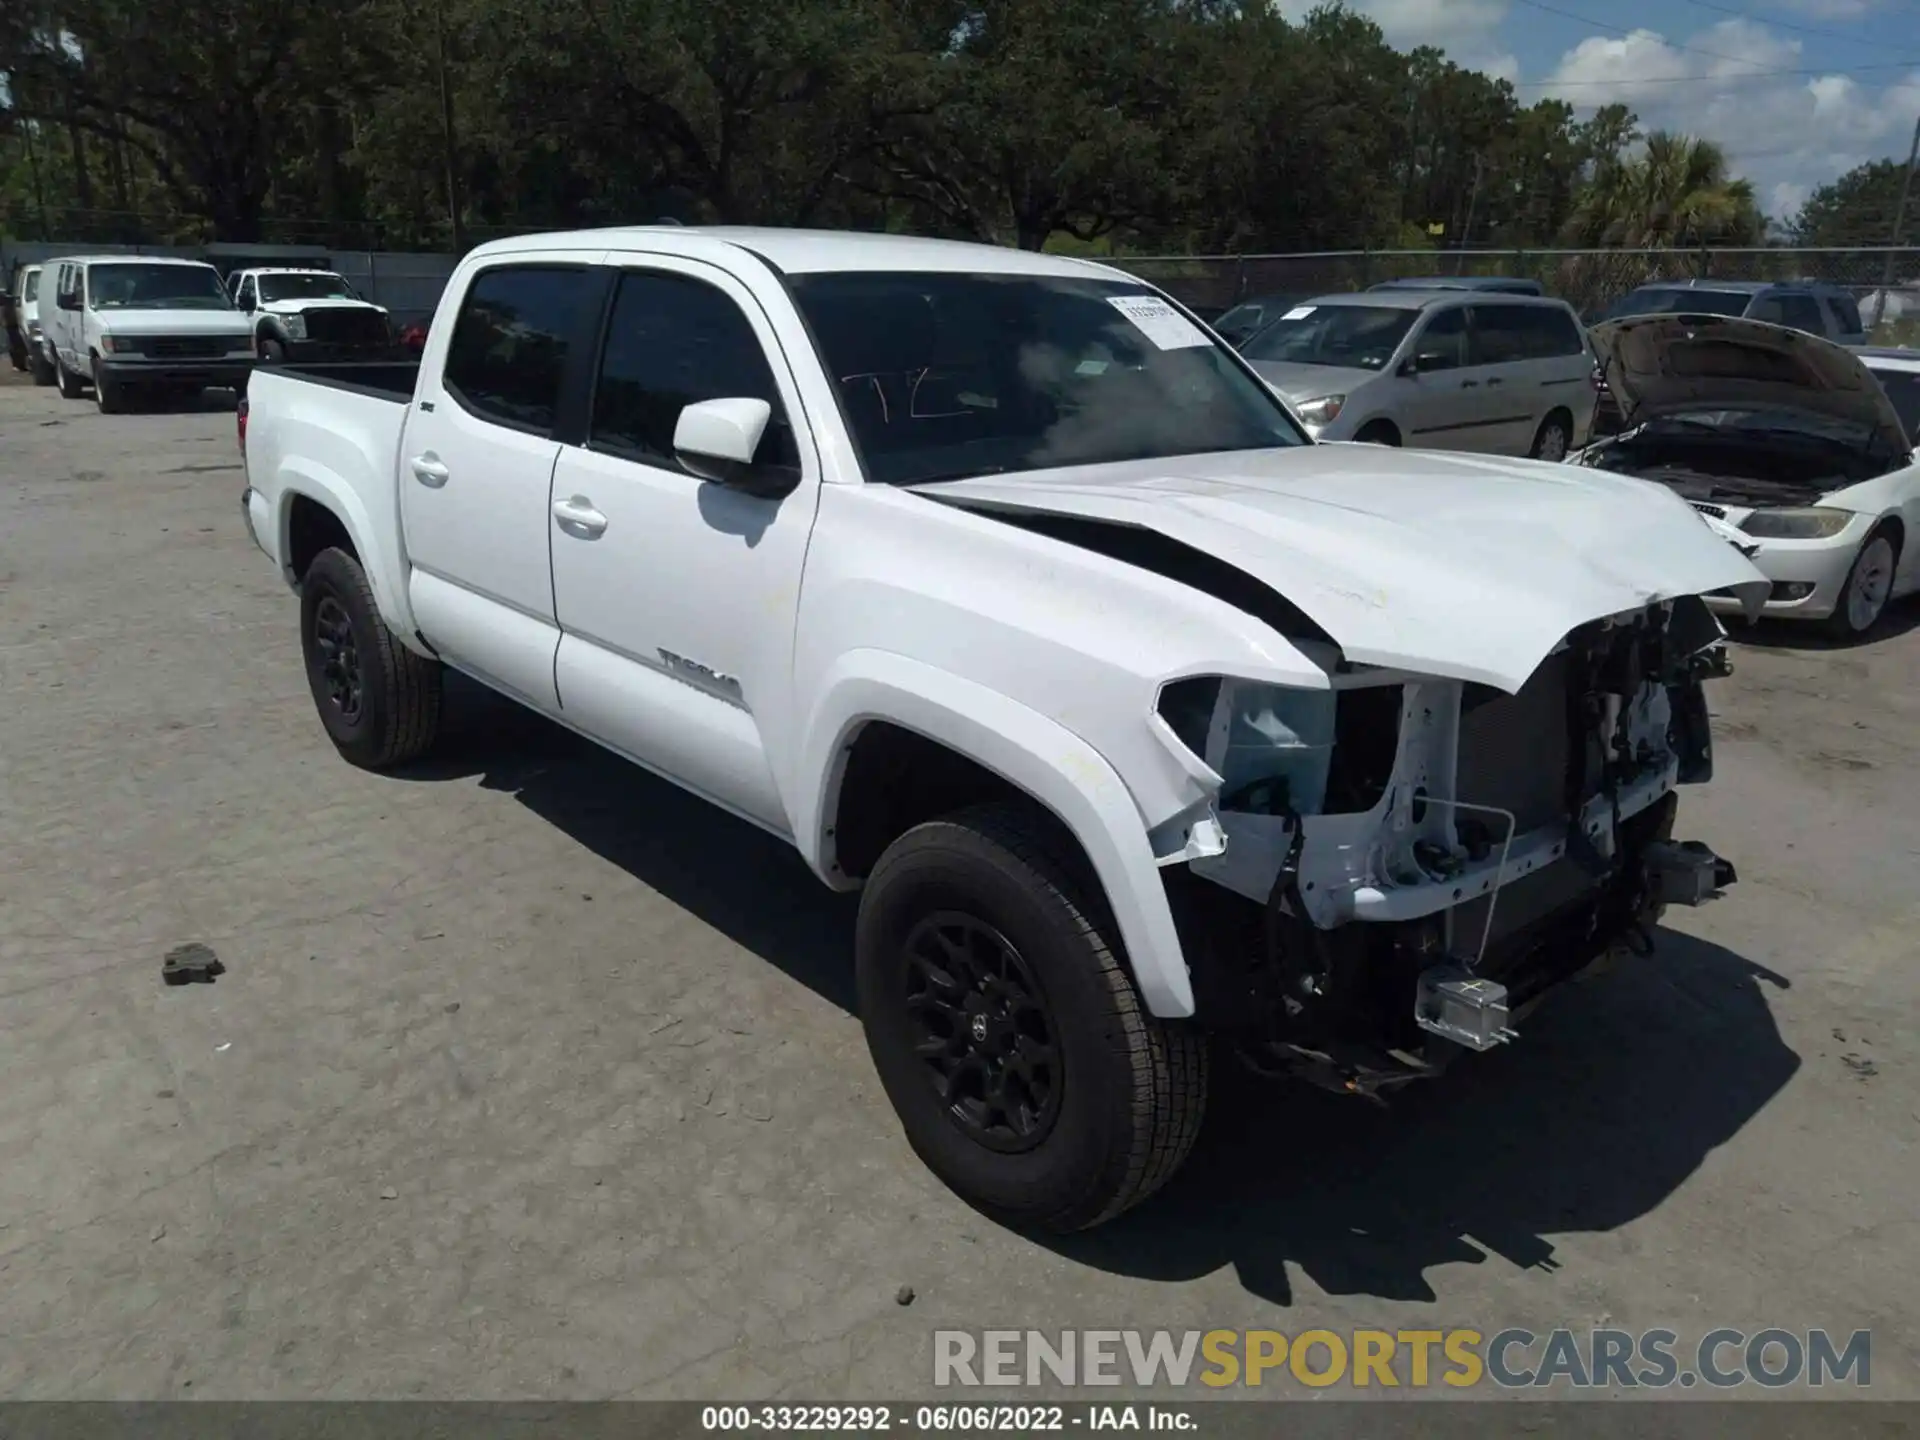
[244, 363, 421, 633]
[265, 360, 421, 401]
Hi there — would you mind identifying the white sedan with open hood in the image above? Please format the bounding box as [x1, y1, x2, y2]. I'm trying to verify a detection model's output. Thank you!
[239, 226, 1769, 1231]
[1575, 313, 1920, 639]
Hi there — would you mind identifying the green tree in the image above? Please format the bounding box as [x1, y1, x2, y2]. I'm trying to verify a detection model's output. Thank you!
[1563, 131, 1763, 249]
[1791, 158, 1920, 249]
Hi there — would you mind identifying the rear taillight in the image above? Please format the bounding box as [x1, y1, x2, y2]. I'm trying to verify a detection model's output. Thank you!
[237, 395, 249, 456]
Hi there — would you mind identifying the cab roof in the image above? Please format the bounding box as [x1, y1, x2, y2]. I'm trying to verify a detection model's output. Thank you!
[466, 225, 1133, 280]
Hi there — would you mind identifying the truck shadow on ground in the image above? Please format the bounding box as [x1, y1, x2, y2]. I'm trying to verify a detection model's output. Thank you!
[1049, 936, 1798, 1304]
[403, 674, 860, 1011]
[405, 675, 1801, 1307]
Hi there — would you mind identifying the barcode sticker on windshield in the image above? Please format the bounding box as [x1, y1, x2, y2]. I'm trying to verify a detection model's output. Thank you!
[1281, 305, 1316, 320]
[1108, 296, 1212, 350]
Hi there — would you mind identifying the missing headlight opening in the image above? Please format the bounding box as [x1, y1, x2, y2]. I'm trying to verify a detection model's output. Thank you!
[1158, 595, 1737, 1098]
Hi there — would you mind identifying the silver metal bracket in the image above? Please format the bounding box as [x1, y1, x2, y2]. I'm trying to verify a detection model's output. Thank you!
[1415, 966, 1518, 1052]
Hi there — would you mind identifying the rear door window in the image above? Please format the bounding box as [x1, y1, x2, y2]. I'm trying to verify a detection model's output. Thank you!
[442, 264, 599, 435]
[1758, 293, 1820, 337]
[1466, 304, 1534, 365]
[1823, 293, 1864, 336]
[1537, 306, 1585, 356]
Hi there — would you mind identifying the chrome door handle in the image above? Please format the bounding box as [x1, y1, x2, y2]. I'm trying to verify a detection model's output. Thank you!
[410, 455, 450, 487]
[1459, 380, 1480, 388]
[552, 495, 608, 540]
[1485, 377, 1505, 386]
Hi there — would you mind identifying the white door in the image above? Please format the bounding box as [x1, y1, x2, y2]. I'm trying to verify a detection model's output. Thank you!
[400, 258, 605, 711]
[52, 265, 82, 369]
[548, 259, 822, 833]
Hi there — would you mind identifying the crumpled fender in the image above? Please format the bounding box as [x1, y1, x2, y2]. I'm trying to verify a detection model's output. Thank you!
[795, 648, 1196, 1018]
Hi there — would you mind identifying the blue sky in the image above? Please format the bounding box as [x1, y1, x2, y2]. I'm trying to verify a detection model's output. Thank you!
[1280, 0, 1920, 223]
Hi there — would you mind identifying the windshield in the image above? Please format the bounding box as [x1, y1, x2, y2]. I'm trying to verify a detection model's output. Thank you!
[1866, 367, 1920, 445]
[789, 272, 1307, 486]
[259, 273, 357, 303]
[88, 263, 232, 311]
[1601, 287, 1751, 321]
[1240, 304, 1417, 370]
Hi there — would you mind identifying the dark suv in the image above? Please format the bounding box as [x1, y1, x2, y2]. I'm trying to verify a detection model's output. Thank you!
[1594, 280, 1867, 344]
[1589, 280, 1870, 435]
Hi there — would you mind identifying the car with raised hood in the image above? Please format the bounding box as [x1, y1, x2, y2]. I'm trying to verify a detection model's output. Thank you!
[43, 254, 254, 412]
[228, 267, 394, 363]
[1242, 290, 1597, 459]
[239, 226, 1762, 1231]
[1576, 314, 1920, 640]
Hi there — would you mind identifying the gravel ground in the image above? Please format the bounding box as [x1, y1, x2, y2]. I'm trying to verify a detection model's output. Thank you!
[2, 368, 1917, 1403]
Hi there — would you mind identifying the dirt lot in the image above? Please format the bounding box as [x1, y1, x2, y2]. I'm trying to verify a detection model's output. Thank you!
[2, 368, 1918, 1402]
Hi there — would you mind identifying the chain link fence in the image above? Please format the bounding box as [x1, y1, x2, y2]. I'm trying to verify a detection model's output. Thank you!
[9, 206, 1919, 344]
[1111, 247, 1920, 344]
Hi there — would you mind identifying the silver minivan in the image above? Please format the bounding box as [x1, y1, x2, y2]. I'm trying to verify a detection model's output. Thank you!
[1242, 290, 1599, 459]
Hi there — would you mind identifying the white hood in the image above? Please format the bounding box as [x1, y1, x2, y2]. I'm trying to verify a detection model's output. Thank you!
[920, 445, 1768, 694]
[1590, 313, 1910, 459]
[92, 309, 252, 339]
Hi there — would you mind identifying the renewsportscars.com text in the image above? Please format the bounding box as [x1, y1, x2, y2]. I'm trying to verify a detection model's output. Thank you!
[932, 1328, 1871, 1390]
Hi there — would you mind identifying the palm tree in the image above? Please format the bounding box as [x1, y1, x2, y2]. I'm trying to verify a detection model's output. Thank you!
[1563, 131, 1764, 249]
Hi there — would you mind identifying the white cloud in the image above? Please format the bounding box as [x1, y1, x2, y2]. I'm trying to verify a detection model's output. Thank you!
[1540, 20, 1920, 222]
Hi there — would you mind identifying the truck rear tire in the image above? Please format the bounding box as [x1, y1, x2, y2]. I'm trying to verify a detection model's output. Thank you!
[298, 546, 443, 769]
[855, 802, 1208, 1232]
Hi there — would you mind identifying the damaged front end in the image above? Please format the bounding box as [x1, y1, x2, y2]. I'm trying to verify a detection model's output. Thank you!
[1159, 594, 1738, 1098]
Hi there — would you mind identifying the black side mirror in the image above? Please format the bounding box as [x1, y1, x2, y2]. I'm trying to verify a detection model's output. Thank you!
[1401, 352, 1442, 377]
[58, 292, 81, 311]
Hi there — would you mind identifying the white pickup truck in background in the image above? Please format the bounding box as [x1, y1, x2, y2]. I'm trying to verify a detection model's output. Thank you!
[227, 267, 395, 364]
[239, 226, 1766, 1231]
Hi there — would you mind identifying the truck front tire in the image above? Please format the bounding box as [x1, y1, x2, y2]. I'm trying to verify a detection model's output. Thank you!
[298, 546, 443, 769]
[855, 802, 1208, 1232]
[92, 358, 126, 414]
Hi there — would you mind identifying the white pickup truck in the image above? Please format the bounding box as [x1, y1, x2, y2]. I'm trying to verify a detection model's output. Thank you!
[240, 226, 1767, 1231]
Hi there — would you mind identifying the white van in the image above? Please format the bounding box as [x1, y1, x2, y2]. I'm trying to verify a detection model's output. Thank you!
[10, 264, 58, 385]
[43, 255, 255, 412]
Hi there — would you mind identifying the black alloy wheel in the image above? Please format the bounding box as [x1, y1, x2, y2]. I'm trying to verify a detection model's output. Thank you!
[310, 594, 364, 725]
[903, 911, 1063, 1153]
